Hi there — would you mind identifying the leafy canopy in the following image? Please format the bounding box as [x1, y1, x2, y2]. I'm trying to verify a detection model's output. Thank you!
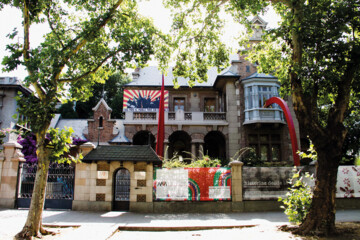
[2, 0, 170, 133]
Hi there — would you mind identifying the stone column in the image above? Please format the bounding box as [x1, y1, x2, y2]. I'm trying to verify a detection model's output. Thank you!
[191, 143, 196, 160]
[0, 142, 25, 208]
[164, 140, 169, 160]
[79, 142, 96, 157]
[230, 161, 244, 211]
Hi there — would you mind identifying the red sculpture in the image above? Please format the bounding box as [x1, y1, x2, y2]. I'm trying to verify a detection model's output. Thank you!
[264, 97, 300, 166]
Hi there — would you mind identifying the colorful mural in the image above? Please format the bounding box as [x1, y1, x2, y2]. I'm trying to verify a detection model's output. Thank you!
[336, 166, 360, 198]
[123, 89, 169, 111]
[154, 167, 231, 201]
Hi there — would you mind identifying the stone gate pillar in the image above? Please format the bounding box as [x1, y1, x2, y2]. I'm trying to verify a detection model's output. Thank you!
[230, 160, 244, 211]
[0, 142, 25, 208]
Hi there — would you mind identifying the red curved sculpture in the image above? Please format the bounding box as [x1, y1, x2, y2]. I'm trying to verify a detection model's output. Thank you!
[264, 97, 300, 166]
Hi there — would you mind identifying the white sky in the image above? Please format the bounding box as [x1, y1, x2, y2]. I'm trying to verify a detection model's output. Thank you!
[0, 1, 280, 81]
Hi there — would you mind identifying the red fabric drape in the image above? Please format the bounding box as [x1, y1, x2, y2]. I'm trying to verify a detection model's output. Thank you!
[156, 74, 165, 158]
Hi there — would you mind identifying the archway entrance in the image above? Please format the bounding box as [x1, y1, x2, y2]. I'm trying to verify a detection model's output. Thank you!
[113, 168, 130, 211]
[168, 131, 192, 160]
[204, 131, 226, 164]
[133, 130, 155, 150]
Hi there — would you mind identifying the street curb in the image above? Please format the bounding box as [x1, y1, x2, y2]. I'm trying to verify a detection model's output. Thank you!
[117, 224, 257, 231]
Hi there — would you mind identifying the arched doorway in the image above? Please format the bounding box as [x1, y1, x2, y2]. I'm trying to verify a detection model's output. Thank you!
[204, 131, 226, 164]
[113, 168, 130, 211]
[133, 131, 155, 149]
[168, 131, 192, 160]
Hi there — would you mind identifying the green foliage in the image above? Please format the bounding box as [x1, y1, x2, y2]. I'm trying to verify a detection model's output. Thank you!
[58, 102, 78, 119]
[46, 127, 82, 164]
[66, 72, 130, 119]
[236, 148, 264, 167]
[298, 141, 317, 163]
[355, 156, 360, 166]
[162, 151, 221, 168]
[278, 168, 314, 224]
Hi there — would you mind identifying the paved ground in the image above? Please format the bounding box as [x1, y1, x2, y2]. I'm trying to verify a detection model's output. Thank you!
[1, 209, 359, 240]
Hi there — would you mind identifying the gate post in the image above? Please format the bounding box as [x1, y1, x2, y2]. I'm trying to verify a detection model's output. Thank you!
[0, 142, 25, 208]
[230, 160, 244, 211]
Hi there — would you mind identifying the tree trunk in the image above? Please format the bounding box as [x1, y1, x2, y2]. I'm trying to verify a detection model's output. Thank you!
[296, 146, 340, 236]
[16, 133, 51, 239]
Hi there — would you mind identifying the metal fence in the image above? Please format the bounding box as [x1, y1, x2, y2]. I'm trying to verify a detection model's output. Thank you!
[17, 162, 75, 209]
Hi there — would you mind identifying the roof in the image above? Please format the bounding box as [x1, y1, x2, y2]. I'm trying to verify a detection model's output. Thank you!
[82, 145, 161, 163]
[0, 77, 32, 94]
[242, 72, 277, 81]
[126, 53, 240, 88]
[126, 66, 219, 88]
[54, 119, 88, 140]
[109, 120, 130, 143]
[92, 98, 112, 112]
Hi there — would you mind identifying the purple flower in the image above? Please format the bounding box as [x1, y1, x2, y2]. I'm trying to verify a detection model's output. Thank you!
[72, 137, 88, 146]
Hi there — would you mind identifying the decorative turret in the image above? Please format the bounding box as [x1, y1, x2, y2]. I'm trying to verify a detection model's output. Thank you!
[249, 16, 268, 42]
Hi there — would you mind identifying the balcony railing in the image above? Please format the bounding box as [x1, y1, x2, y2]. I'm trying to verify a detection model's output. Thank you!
[203, 112, 226, 121]
[243, 108, 285, 124]
[124, 110, 227, 123]
[133, 112, 156, 120]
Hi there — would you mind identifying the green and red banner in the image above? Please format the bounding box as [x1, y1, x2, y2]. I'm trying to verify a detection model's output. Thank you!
[154, 167, 231, 201]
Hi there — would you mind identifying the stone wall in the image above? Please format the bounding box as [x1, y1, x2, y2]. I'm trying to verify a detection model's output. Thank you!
[0, 142, 25, 208]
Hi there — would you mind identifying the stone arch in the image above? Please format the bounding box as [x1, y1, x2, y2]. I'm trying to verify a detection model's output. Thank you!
[133, 130, 155, 149]
[204, 131, 226, 164]
[168, 131, 192, 160]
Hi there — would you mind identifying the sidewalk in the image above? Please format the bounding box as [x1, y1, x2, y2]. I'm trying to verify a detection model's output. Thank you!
[1, 209, 359, 240]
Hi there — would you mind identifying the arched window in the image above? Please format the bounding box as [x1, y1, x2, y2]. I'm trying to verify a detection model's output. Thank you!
[99, 116, 103, 128]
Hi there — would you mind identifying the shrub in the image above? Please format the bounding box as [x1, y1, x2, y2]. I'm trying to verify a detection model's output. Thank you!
[278, 167, 314, 224]
[162, 151, 222, 168]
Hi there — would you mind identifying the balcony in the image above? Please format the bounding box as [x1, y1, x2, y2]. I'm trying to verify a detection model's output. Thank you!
[123, 110, 227, 126]
[243, 108, 285, 125]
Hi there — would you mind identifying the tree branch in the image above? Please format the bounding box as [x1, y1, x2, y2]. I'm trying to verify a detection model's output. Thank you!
[46, 5, 65, 49]
[23, 0, 46, 101]
[327, 46, 360, 130]
[58, 51, 119, 83]
[53, 0, 124, 81]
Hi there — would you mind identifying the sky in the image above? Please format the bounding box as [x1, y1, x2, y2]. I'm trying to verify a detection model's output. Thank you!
[0, 1, 280, 81]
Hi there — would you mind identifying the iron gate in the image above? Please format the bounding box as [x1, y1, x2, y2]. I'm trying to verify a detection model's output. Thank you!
[17, 162, 75, 209]
[113, 168, 130, 211]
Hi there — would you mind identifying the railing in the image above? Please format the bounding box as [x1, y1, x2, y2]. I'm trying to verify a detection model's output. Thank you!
[19, 163, 75, 200]
[244, 108, 284, 124]
[168, 112, 175, 120]
[203, 112, 226, 121]
[133, 112, 157, 120]
[125, 111, 227, 123]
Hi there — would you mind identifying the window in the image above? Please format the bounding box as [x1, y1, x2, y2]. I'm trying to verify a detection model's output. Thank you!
[174, 98, 185, 111]
[248, 134, 281, 162]
[99, 116, 103, 128]
[244, 85, 280, 110]
[246, 65, 250, 72]
[258, 86, 272, 107]
[204, 98, 216, 112]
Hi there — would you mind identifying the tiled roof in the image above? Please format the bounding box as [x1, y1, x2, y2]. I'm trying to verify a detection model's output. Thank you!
[55, 119, 88, 140]
[242, 72, 277, 80]
[126, 66, 218, 87]
[82, 145, 161, 163]
[126, 54, 240, 88]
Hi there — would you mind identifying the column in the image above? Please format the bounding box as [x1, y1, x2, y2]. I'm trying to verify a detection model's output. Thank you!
[0, 142, 25, 208]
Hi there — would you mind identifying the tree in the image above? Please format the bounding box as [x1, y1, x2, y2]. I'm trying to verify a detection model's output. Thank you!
[164, 0, 360, 235]
[69, 72, 130, 119]
[1, 0, 168, 238]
